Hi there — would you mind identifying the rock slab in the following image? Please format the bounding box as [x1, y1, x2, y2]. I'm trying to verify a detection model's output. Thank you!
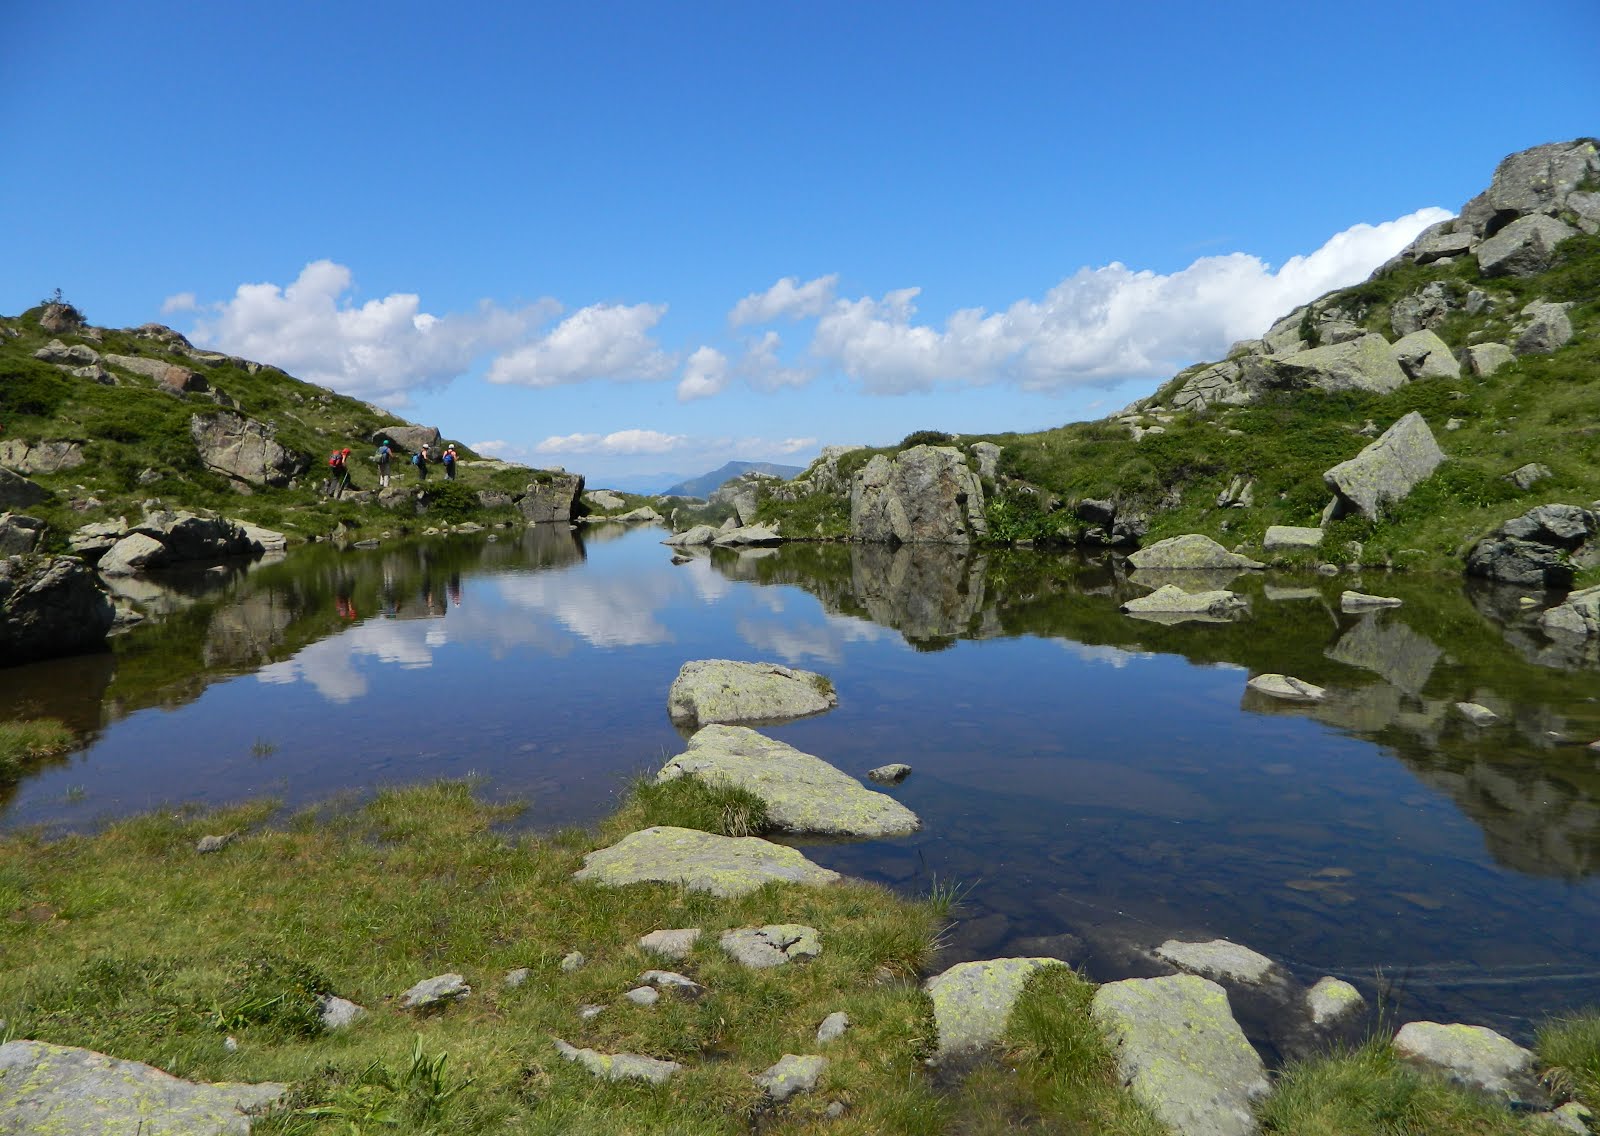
[754, 1054, 827, 1102]
[1155, 939, 1278, 984]
[574, 826, 841, 897]
[1323, 411, 1444, 521]
[1245, 674, 1326, 703]
[923, 957, 1065, 1062]
[552, 1038, 681, 1084]
[658, 724, 919, 837]
[667, 659, 838, 726]
[1392, 1021, 1536, 1097]
[721, 924, 822, 968]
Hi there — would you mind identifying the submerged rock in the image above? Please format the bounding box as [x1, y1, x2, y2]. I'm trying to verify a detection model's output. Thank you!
[1306, 977, 1365, 1027]
[667, 659, 837, 726]
[658, 724, 919, 837]
[867, 763, 912, 784]
[1340, 591, 1403, 611]
[574, 826, 841, 897]
[1455, 702, 1501, 726]
[923, 957, 1065, 1063]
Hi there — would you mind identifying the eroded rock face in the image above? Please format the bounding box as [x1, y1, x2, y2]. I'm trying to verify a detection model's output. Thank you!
[517, 472, 585, 523]
[0, 467, 49, 510]
[573, 826, 841, 897]
[924, 958, 1065, 1063]
[667, 659, 838, 727]
[658, 724, 919, 837]
[0, 1039, 285, 1135]
[190, 411, 304, 487]
[850, 445, 986, 544]
[0, 438, 86, 475]
[0, 555, 115, 665]
[1322, 411, 1444, 521]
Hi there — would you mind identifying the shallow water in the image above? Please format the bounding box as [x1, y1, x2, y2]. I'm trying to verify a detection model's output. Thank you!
[5, 524, 1599, 1039]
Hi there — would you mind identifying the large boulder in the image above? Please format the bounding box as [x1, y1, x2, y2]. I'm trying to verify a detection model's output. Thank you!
[1456, 139, 1600, 237]
[0, 1040, 285, 1135]
[1475, 214, 1579, 278]
[0, 467, 49, 510]
[1392, 1022, 1540, 1101]
[1244, 334, 1408, 397]
[189, 411, 303, 487]
[850, 445, 987, 544]
[1389, 330, 1460, 380]
[104, 352, 209, 392]
[517, 471, 585, 523]
[0, 513, 45, 555]
[37, 302, 85, 334]
[658, 724, 919, 837]
[0, 438, 86, 474]
[1092, 975, 1269, 1136]
[1466, 503, 1598, 588]
[1128, 534, 1264, 571]
[1540, 585, 1600, 639]
[98, 532, 170, 575]
[924, 958, 1066, 1064]
[573, 826, 841, 897]
[1466, 342, 1515, 377]
[368, 425, 442, 454]
[0, 555, 115, 664]
[667, 659, 837, 726]
[1514, 301, 1575, 355]
[1322, 411, 1444, 521]
[1263, 525, 1323, 552]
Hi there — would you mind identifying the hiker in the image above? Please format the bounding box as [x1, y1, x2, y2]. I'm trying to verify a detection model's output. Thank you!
[375, 438, 393, 487]
[326, 447, 353, 497]
[442, 443, 457, 481]
[413, 444, 429, 480]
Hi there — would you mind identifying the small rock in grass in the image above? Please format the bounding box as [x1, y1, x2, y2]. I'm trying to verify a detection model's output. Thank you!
[223, 1036, 239, 1053]
[1306, 977, 1364, 1026]
[721, 925, 822, 968]
[552, 1038, 681, 1084]
[640, 970, 707, 999]
[560, 951, 585, 972]
[638, 928, 700, 959]
[623, 986, 660, 1006]
[318, 994, 367, 1030]
[578, 1004, 605, 1020]
[1456, 702, 1500, 726]
[867, 763, 912, 784]
[195, 833, 233, 854]
[400, 973, 470, 1010]
[825, 1101, 847, 1119]
[816, 1011, 850, 1043]
[754, 1054, 827, 1102]
[503, 968, 531, 988]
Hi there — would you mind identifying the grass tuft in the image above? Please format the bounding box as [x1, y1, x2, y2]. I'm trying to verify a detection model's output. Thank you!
[0, 717, 75, 779]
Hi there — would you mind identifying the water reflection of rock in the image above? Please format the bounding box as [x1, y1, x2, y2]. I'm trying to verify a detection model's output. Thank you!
[1465, 577, 1600, 671]
[850, 544, 989, 646]
[1324, 613, 1442, 696]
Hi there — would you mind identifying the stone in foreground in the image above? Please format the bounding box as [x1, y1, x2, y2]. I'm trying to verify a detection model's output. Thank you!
[1246, 674, 1326, 703]
[1092, 975, 1269, 1136]
[816, 1011, 850, 1043]
[1155, 938, 1278, 984]
[667, 659, 838, 726]
[574, 826, 841, 897]
[1306, 977, 1365, 1027]
[754, 1054, 827, 1102]
[1340, 591, 1403, 611]
[639, 928, 701, 960]
[0, 1039, 285, 1135]
[1392, 1021, 1537, 1098]
[400, 973, 471, 1009]
[721, 924, 822, 968]
[923, 957, 1065, 1063]
[1121, 585, 1249, 624]
[552, 1038, 681, 1084]
[1128, 534, 1265, 571]
[658, 724, 919, 837]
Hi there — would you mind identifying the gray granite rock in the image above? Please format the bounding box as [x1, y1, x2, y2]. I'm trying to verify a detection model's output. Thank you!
[1263, 525, 1323, 552]
[195, 833, 234, 854]
[923, 957, 1065, 1063]
[663, 524, 718, 546]
[720, 924, 822, 968]
[1392, 1021, 1537, 1098]
[1466, 342, 1515, 377]
[1515, 301, 1575, 355]
[1476, 215, 1578, 278]
[400, 973, 470, 1010]
[639, 970, 706, 999]
[754, 1054, 827, 1102]
[574, 826, 841, 897]
[623, 986, 659, 1006]
[1306, 977, 1364, 1027]
[560, 951, 585, 972]
[317, 994, 366, 1030]
[503, 968, 531, 988]
[1245, 674, 1326, 703]
[1323, 411, 1444, 522]
[1122, 585, 1249, 625]
[638, 928, 701, 960]
[1390, 330, 1460, 379]
[1540, 585, 1600, 639]
[816, 1011, 850, 1043]
[1155, 939, 1278, 984]
[667, 659, 838, 726]
[850, 445, 987, 544]
[0, 513, 44, 556]
[552, 1038, 681, 1084]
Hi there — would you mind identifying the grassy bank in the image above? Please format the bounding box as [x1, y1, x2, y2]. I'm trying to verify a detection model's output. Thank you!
[0, 717, 74, 780]
[0, 778, 1595, 1134]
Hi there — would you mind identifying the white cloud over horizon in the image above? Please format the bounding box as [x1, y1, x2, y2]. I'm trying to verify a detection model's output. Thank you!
[677, 345, 730, 401]
[535, 429, 689, 456]
[487, 301, 673, 388]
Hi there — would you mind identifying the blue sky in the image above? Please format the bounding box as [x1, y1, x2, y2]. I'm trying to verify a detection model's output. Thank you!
[3, 1, 1596, 488]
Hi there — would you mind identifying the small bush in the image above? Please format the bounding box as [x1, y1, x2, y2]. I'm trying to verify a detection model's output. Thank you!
[900, 429, 953, 448]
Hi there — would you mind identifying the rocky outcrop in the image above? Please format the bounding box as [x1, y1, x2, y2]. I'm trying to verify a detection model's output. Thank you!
[923, 958, 1065, 1064]
[1128, 534, 1264, 571]
[1390, 280, 1461, 335]
[1466, 503, 1598, 588]
[0, 466, 49, 509]
[850, 445, 986, 544]
[517, 472, 585, 523]
[667, 659, 837, 726]
[658, 724, 920, 837]
[721, 924, 822, 968]
[1074, 498, 1149, 546]
[770, 444, 867, 502]
[710, 472, 782, 526]
[1244, 334, 1408, 397]
[1514, 301, 1575, 355]
[95, 508, 259, 575]
[1322, 411, 1444, 521]
[1457, 139, 1600, 234]
[105, 352, 209, 393]
[368, 425, 441, 454]
[1170, 360, 1251, 411]
[0, 513, 44, 555]
[0, 438, 86, 474]
[1540, 585, 1600, 639]
[190, 411, 304, 487]
[574, 826, 841, 897]
[1475, 215, 1579, 278]
[1, 554, 115, 664]
[37, 302, 85, 334]
[0, 1040, 285, 1135]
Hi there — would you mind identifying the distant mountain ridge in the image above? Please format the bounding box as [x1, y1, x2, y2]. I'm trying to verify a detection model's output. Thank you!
[661, 461, 803, 499]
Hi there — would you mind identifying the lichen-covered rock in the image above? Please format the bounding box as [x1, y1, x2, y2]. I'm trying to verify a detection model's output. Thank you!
[1121, 585, 1249, 624]
[552, 1038, 682, 1084]
[1091, 974, 1269, 1136]
[517, 471, 585, 523]
[1323, 411, 1444, 521]
[1466, 503, 1597, 588]
[1392, 1021, 1538, 1098]
[667, 659, 837, 726]
[368, 425, 441, 454]
[1475, 215, 1579, 278]
[1306, 977, 1365, 1027]
[1456, 139, 1600, 237]
[1128, 534, 1264, 571]
[1170, 360, 1250, 412]
[190, 411, 304, 487]
[1540, 585, 1600, 639]
[659, 724, 918, 837]
[1263, 526, 1323, 552]
[850, 445, 987, 544]
[0, 1039, 286, 1135]
[923, 957, 1065, 1063]
[574, 826, 841, 897]
[1389, 330, 1460, 379]
[754, 1054, 827, 1102]
[0, 554, 115, 665]
[1245, 674, 1326, 703]
[1155, 939, 1278, 984]
[1246, 334, 1408, 397]
[1466, 342, 1515, 377]
[720, 924, 822, 968]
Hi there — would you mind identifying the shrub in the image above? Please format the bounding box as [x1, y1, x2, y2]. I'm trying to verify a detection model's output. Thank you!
[900, 429, 953, 448]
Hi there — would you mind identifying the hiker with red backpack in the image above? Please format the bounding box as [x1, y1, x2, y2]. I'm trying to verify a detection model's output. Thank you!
[326, 447, 353, 497]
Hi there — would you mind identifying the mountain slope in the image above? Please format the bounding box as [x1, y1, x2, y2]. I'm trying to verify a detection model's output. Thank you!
[662, 461, 802, 499]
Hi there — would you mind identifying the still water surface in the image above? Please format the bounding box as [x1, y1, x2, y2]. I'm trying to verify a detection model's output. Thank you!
[5, 523, 1599, 1040]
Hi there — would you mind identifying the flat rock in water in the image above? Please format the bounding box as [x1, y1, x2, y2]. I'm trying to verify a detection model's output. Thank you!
[0, 1039, 286, 1135]
[1091, 975, 1269, 1136]
[1456, 701, 1500, 726]
[638, 928, 701, 959]
[721, 924, 822, 968]
[552, 1038, 681, 1084]
[1246, 674, 1326, 703]
[667, 659, 837, 726]
[400, 973, 470, 1009]
[658, 724, 919, 837]
[1340, 590, 1403, 611]
[1306, 977, 1365, 1026]
[1121, 585, 1249, 624]
[1128, 534, 1265, 571]
[1393, 1021, 1537, 1098]
[574, 826, 841, 897]
[754, 1054, 827, 1102]
[1154, 938, 1278, 984]
[923, 957, 1065, 1063]
[663, 524, 718, 546]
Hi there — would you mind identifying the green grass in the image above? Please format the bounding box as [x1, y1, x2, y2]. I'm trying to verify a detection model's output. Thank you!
[1539, 1009, 1600, 1104]
[0, 717, 74, 779]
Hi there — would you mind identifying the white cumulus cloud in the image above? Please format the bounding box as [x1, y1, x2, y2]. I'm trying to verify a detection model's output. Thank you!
[487, 302, 671, 387]
[805, 207, 1451, 394]
[729, 274, 838, 326]
[677, 345, 729, 401]
[739, 330, 813, 391]
[535, 429, 689, 455]
[185, 260, 553, 406]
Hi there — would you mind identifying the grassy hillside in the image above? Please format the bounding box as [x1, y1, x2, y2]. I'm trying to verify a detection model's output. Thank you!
[753, 232, 1600, 577]
[0, 303, 545, 547]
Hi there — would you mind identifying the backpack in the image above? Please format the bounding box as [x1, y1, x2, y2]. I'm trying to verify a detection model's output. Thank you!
[443, 450, 455, 466]
[376, 445, 390, 461]
[410, 452, 421, 466]
[328, 451, 344, 469]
